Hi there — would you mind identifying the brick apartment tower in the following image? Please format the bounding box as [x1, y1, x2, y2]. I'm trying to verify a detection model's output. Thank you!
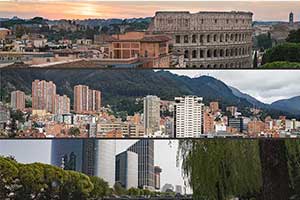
[11, 90, 25, 110]
[74, 85, 101, 113]
[32, 80, 56, 113]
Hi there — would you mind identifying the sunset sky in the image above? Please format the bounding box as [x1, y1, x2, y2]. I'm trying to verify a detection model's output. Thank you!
[0, 1, 300, 21]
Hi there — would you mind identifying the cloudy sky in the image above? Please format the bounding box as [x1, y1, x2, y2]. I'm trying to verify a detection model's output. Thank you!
[0, 1, 299, 21]
[0, 140, 189, 193]
[170, 70, 300, 104]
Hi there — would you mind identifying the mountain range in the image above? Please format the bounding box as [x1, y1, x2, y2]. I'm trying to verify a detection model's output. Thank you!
[1, 69, 299, 119]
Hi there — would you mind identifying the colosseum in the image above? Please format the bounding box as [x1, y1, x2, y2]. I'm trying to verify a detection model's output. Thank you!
[149, 11, 253, 68]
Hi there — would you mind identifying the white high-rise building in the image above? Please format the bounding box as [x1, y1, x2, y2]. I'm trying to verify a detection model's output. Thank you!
[144, 95, 161, 136]
[174, 96, 204, 138]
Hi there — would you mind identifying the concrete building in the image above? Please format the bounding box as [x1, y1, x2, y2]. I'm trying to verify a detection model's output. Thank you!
[102, 32, 171, 67]
[0, 28, 12, 40]
[209, 101, 219, 113]
[11, 90, 25, 110]
[32, 80, 56, 114]
[74, 85, 101, 114]
[51, 139, 116, 187]
[115, 150, 138, 189]
[127, 140, 155, 190]
[55, 94, 70, 114]
[154, 166, 162, 190]
[144, 95, 161, 136]
[174, 96, 204, 138]
[228, 117, 244, 133]
[150, 11, 253, 68]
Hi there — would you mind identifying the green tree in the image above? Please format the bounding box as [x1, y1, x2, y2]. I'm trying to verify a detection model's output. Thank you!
[113, 182, 127, 195]
[68, 127, 80, 136]
[89, 176, 111, 199]
[0, 157, 19, 199]
[262, 43, 300, 65]
[256, 33, 272, 50]
[286, 29, 300, 43]
[178, 140, 262, 200]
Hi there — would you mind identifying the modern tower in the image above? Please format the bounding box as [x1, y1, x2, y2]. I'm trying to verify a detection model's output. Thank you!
[115, 150, 138, 189]
[143, 95, 160, 136]
[74, 85, 101, 114]
[127, 140, 155, 190]
[32, 80, 56, 113]
[11, 90, 25, 110]
[51, 139, 116, 187]
[174, 96, 204, 138]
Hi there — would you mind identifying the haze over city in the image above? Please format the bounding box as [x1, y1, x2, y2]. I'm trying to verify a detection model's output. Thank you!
[0, 1, 300, 21]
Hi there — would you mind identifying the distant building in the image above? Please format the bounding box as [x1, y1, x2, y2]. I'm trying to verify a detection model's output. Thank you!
[74, 85, 101, 114]
[228, 117, 244, 133]
[289, 12, 294, 25]
[55, 94, 70, 114]
[203, 111, 214, 134]
[51, 140, 116, 187]
[154, 166, 162, 190]
[99, 31, 171, 67]
[0, 103, 10, 130]
[127, 140, 155, 190]
[174, 96, 204, 138]
[115, 150, 138, 189]
[0, 28, 12, 40]
[11, 90, 25, 110]
[144, 95, 161, 136]
[209, 101, 219, 113]
[32, 80, 56, 114]
[226, 106, 238, 116]
[161, 183, 174, 193]
[248, 120, 265, 136]
[175, 185, 183, 194]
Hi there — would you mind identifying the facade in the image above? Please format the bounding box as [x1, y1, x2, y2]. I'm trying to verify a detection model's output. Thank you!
[0, 28, 12, 40]
[104, 32, 171, 67]
[174, 96, 204, 138]
[55, 94, 70, 114]
[51, 140, 116, 187]
[32, 80, 56, 114]
[127, 140, 155, 190]
[11, 90, 25, 110]
[203, 111, 215, 134]
[209, 101, 219, 113]
[150, 11, 253, 68]
[228, 117, 244, 133]
[144, 95, 161, 136]
[115, 150, 139, 189]
[154, 166, 162, 190]
[74, 85, 101, 114]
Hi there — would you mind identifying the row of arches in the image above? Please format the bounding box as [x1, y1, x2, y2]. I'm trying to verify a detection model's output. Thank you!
[182, 46, 251, 60]
[186, 61, 251, 68]
[175, 32, 251, 44]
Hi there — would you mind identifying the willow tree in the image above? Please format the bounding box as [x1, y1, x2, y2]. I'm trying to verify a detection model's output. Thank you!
[178, 140, 262, 200]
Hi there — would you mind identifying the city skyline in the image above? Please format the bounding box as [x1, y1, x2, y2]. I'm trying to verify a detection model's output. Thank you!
[7, 70, 300, 104]
[0, 1, 300, 21]
[0, 139, 187, 193]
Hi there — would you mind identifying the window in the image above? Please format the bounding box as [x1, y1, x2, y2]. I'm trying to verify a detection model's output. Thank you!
[184, 35, 189, 43]
[192, 35, 197, 43]
[192, 50, 197, 58]
[175, 35, 181, 44]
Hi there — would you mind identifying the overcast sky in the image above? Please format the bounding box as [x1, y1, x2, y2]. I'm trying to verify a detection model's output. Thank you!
[0, 140, 189, 193]
[0, 1, 300, 21]
[169, 70, 300, 104]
